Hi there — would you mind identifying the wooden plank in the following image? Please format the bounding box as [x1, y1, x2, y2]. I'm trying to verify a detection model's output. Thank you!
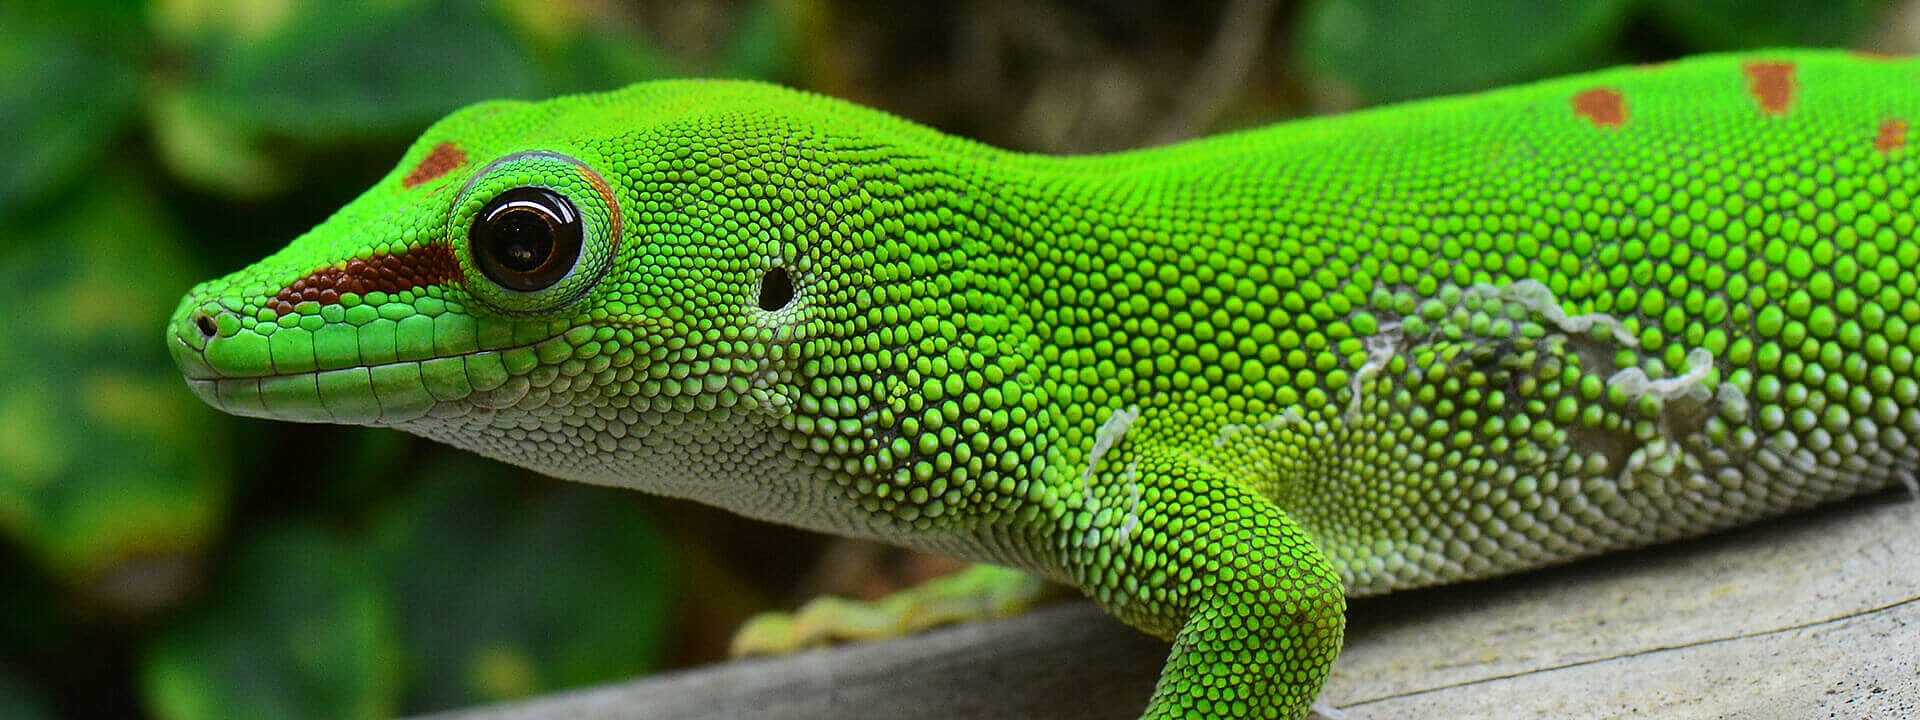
[1328, 490, 1920, 718]
[416, 601, 1162, 720]
[417, 490, 1919, 720]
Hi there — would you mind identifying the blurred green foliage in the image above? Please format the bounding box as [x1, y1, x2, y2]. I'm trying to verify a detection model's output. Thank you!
[1301, 0, 1637, 104]
[1644, 0, 1885, 51]
[0, 0, 1891, 717]
[0, 172, 231, 612]
[374, 455, 675, 710]
[0, 668, 56, 720]
[142, 525, 404, 720]
[1, 0, 792, 716]
[0, 4, 144, 221]
[1300, 0, 1886, 104]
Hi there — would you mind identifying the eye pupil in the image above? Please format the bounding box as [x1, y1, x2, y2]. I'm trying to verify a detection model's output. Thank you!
[471, 188, 582, 292]
[493, 208, 555, 272]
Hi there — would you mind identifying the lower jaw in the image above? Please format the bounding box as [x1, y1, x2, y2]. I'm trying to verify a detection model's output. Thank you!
[184, 373, 442, 425]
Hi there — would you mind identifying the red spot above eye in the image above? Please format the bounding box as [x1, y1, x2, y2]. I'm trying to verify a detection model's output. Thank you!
[1877, 117, 1909, 154]
[402, 142, 466, 188]
[1572, 87, 1626, 128]
[1743, 61, 1797, 116]
[272, 244, 461, 315]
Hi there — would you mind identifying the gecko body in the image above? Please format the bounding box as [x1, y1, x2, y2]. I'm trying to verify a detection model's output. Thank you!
[171, 51, 1920, 718]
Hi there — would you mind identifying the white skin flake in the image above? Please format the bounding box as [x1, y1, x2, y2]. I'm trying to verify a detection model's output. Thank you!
[1607, 347, 1716, 403]
[1212, 424, 1244, 448]
[1116, 460, 1142, 545]
[1212, 406, 1306, 447]
[1349, 323, 1401, 417]
[1083, 404, 1141, 483]
[1496, 279, 1639, 347]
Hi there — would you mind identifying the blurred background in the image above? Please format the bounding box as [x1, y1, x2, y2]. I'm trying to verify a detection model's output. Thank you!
[1, 0, 1913, 717]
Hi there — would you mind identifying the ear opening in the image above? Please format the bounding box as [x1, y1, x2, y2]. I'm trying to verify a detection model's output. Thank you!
[759, 267, 794, 311]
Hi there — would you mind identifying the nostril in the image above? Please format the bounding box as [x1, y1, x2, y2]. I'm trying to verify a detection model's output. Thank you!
[193, 311, 218, 339]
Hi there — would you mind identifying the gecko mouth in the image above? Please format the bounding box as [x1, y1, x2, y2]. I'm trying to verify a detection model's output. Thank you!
[169, 300, 564, 426]
[174, 345, 528, 426]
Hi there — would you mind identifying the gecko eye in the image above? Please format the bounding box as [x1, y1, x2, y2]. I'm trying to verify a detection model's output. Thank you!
[470, 187, 583, 292]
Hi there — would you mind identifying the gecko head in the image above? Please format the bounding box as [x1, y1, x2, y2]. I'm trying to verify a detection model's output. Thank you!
[166, 80, 891, 492]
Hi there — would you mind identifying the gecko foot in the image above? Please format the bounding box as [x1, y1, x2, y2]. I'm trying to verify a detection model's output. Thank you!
[729, 563, 1063, 656]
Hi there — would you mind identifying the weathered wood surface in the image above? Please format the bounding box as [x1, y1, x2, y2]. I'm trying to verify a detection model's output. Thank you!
[420, 490, 1919, 720]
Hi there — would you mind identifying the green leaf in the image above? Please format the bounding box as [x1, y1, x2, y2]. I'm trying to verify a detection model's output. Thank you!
[1644, 0, 1883, 51]
[141, 526, 402, 720]
[0, 4, 144, 218]
[0, 173, 235, 614]
[715, 0, 807, 80]
[149, 0, 803, 196]
[375, 452, 677, 712]
[1298, 0, 1636, 105]
[151, 0, 542, 194]
[496, 0, 677, 96]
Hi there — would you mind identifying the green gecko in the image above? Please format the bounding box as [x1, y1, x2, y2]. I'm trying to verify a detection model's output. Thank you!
[169, 49, 1920, 718]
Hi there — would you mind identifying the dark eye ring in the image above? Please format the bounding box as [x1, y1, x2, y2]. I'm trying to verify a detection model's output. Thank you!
[470, 187, 583, 292]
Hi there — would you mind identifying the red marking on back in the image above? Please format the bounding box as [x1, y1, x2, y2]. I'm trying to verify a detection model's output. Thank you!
[1743, 61, 1797, 116]
[1572, 87, 1626, 128]
[272, 244, 460, 315]
[401, 142, 466, 188]
[1878, 117, 1909, 154]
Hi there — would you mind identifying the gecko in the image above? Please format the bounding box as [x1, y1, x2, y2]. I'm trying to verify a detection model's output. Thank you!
[168, 50, 1920, 718]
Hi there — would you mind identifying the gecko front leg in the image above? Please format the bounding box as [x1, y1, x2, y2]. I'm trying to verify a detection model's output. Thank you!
[1060, 425, 1346, 719]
